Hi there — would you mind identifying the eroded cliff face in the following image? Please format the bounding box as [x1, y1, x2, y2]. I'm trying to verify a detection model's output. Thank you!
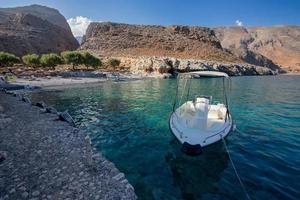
[0, 5, 79, 56]
[214, 26, 300, 72]
[80, 22, 240, 63]
[80, 22, 287, 75]
[119, 56, 276, 76]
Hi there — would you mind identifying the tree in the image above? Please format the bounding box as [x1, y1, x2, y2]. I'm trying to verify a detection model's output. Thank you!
[0, 52, 20, 67]
[107, 58, 121, 68]
[61, 51, 84, 70]
[82, 52, 102, 69]
[40, 53, 62, 70]
[22, 54, 40, 67]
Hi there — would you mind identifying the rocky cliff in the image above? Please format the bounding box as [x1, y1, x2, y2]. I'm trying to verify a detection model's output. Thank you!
[80, 22, 240, 63]
[0, 5, 79, 56]
[120, 56, 276, 76]
[81, 22, 285, 75]
[214, 26, 300, 72]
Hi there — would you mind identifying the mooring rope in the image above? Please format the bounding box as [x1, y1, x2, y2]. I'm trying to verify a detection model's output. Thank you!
[221, 137, 251, 200]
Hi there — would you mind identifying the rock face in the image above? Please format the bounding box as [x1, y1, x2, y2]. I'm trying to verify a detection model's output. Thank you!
[0, 5, 79, 56]
[81, 22, 286, 75]
[120, 56, 276, 76]
[80, 22, 240, 63]
[214, 26, 300, 72]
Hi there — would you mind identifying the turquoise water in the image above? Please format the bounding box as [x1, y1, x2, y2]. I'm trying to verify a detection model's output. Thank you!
[30, 76, 300, 200]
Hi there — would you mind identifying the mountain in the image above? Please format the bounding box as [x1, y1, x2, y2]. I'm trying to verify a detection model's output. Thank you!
[80, 22, 280, 75]
[80, 22, 240, 63]
[0, 5, 79, 56]
[214, 26, 300, 72]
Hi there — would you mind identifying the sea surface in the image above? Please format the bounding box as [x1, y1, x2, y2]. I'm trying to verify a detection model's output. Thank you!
[30, 75, 300, 200]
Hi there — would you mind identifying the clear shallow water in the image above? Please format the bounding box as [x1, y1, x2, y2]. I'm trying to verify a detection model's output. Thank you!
[30, 76, 300, 200]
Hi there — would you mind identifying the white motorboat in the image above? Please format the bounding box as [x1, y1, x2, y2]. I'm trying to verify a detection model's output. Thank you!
[169, 71, 233, 155]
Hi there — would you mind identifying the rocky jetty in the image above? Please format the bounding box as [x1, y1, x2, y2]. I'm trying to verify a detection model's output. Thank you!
[214, 26, 300, 72]
[0, 5, 79, 56]
[120, 56, 276, 76]
[0, 92, 136, 199]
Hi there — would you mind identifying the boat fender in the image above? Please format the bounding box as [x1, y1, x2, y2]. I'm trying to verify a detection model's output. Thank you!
[181, 142, 202, 156]
[36, 101, 47, 109]
[59, 111, 76, 127]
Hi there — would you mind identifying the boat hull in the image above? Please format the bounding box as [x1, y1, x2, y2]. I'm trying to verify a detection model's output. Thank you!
[169, 112, 233, 155]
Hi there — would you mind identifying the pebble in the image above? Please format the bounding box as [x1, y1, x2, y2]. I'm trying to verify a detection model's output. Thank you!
[113, 173, 125, 181]
[32, 191, 40, 196]
[19, 186, 26, 191]
[22, 192, 29, 198]
[9, 188, 16, 194]
[0, 151, 7, 163]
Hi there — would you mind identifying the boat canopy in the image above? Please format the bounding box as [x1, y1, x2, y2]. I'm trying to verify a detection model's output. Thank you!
[181, 71, 229, 78]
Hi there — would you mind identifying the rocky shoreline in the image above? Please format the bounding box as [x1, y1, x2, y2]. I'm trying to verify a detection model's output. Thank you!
[0, 92, 137, 200]
[120, 56, 280, 76]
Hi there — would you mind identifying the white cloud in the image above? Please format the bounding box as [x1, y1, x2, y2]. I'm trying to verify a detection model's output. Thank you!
[235, 20, 243, 27]
[67, 16, 92, 37]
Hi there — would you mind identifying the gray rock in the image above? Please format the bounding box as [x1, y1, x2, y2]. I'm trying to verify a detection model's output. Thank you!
[9, 188, 16, 194]
[22, 192, 29, 198]
[112, 173, 125, 181]
[0, 105, 4, 113]
[35, 101, 47, 109]
[46, 106, 58, 114]
[32, 190, 40, 196]
[59, 111, 76, 126]
[0, 151, 7, 163]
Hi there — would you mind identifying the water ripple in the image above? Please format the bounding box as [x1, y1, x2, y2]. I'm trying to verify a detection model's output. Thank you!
[30, 76, 300, 200]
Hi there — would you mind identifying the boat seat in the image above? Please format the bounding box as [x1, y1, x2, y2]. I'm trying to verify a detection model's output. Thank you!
[178, 102, 196, 117]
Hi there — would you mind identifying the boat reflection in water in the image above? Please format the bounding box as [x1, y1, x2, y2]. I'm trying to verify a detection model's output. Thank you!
[166, 139, 229, 199]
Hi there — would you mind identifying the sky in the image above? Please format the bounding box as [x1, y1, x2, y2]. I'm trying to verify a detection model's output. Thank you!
[1, 0, 300, 36]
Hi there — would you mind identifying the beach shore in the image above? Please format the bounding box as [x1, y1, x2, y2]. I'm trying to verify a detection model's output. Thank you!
[0, 92, 137, 199]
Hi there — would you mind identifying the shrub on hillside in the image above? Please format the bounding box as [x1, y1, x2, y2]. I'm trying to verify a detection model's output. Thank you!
[22, 54, 40, 67]
[61, 51, 85, 70]
[0, 52, 20, 67]
[40, 53, 62, 70]
[82, 52, 102, 69]
[107, 58, 121, 68]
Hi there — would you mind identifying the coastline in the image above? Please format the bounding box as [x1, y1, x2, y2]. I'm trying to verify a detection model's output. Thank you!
[0, 92, 137, 199]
